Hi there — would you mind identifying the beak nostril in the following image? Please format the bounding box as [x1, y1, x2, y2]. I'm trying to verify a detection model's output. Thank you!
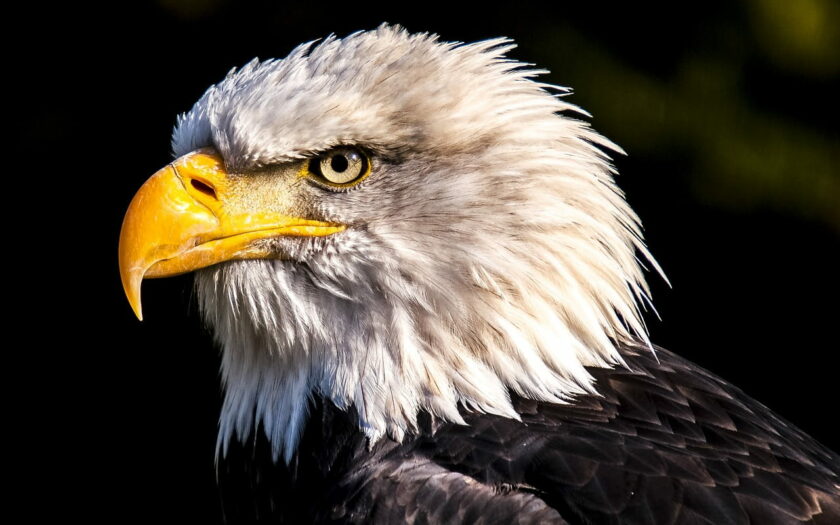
[190, 178, 218, 200]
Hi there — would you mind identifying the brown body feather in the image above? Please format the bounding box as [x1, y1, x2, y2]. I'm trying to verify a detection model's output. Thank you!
[219, 343, 840, 523]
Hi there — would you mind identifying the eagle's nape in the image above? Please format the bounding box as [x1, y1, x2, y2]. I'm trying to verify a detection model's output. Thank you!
[117, 25, 840, 523]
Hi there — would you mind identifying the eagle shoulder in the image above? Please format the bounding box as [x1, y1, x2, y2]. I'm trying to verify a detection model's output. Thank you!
[219, 343, 840, 523]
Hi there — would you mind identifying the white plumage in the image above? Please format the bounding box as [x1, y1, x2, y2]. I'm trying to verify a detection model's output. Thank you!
[119, 25, 840, 522]
[173, 26, 662, 461]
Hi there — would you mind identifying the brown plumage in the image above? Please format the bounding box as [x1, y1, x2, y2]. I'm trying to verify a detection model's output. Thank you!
[119, 26, 840, 522]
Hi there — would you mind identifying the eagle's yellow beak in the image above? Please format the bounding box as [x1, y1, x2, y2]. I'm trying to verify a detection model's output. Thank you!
[118, 149, 344, 320]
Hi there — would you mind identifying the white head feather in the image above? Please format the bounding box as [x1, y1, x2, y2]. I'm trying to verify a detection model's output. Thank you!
[171, 25, 662, 462]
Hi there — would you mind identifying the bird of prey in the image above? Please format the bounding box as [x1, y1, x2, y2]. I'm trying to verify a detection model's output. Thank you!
[119, 26, 840, 523]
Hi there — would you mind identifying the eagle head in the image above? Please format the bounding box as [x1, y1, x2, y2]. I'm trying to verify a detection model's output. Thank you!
[119, 25, 659, 461]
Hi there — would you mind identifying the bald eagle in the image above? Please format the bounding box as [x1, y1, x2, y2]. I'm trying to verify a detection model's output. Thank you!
[119, 26, 839, 523]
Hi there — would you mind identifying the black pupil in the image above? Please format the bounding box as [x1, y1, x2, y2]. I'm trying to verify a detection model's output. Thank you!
[330, 154, 349, 173]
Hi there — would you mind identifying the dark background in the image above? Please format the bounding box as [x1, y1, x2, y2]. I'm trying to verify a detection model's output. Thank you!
[19, 1, 838, 521]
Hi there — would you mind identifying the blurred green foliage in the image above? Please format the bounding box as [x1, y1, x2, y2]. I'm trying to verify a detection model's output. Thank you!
[152, 0, 839, 229]
[524, 0, 839, 229]
[751, 0, 840, 76]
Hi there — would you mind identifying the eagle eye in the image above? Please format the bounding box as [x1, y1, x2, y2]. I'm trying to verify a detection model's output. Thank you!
[306, 147, 370, 188]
